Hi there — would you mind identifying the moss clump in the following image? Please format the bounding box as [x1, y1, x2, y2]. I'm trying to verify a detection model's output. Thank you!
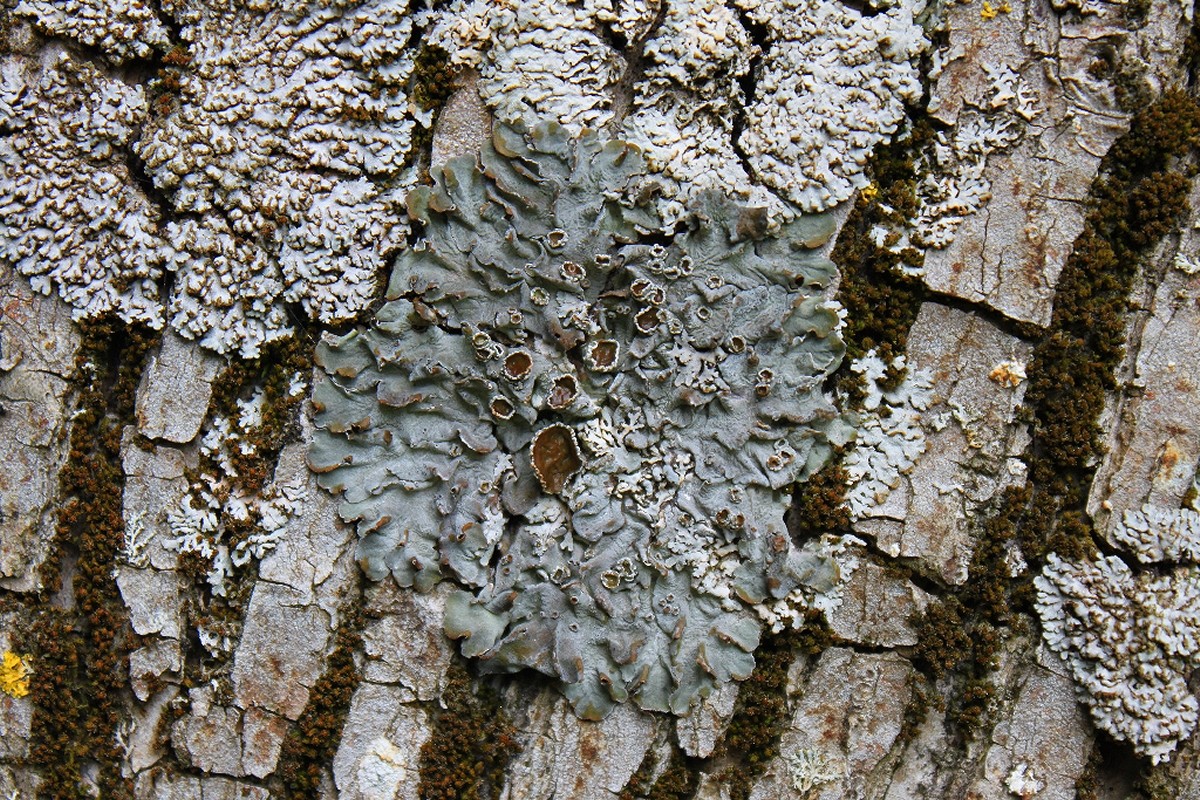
[1075, 743, 1102, 800]
[642, 752, 700, 800]
[174, 334, 313, 636]
[1023, 90, 1200, 555]
[25, 317, 159, 800]
[787, 459, 851, 540]
[408, 44, 461, 179]
[831, 117, 932, 372]
[710, 622, 832, 800]
[149, 44, 191, 119]
[619, 749, 660, 800]
[718, 633, 793, 764]
[277, 605, 365, 798]
[203, 334, 311, 497]
[907, 89, 1200, 753]
[417, 662, 521, 800]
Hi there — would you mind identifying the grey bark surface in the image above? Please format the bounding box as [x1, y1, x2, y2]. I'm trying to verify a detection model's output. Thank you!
[3, 0, 1200, 797]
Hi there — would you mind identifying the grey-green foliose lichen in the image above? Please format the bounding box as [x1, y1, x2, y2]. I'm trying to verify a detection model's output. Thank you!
[309, 122, 852, 720]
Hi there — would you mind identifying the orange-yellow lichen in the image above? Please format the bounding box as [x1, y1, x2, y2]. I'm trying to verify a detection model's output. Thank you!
[1, 651, 31, 699]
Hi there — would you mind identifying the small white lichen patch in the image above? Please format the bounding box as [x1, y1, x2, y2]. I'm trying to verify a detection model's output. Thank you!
[843, 352, 935, 520]
[1003, 539, 1028, 577]
[165, 385, 308, 597]
[356, 738, 412, 796]
[1112, 504, 1200, 564]
[906, 62, 1042, 255]
[786, 747, 842, 793]
[1173, 251, 1200, 274]
[1006, 763, 1044, 798]
[120, 511, 153, 569]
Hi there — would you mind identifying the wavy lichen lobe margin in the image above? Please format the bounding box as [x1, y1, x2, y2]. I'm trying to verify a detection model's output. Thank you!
[309, 122, 853, 720]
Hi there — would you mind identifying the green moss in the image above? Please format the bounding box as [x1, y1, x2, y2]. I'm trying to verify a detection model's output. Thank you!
[204, 334, 312, 496]
[277, 604, 365, 798]
[897, 679, 937, 746]
[25, 316, 159, 800]
[417, 662, 521, 800]
[1113, 59, 1153, 113]
[908, 594, 1001, 740]
[1134, 767, 1179, 800]
[1122, 0, 1151, 25]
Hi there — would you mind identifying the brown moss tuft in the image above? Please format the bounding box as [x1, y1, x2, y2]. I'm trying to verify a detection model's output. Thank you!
[906, 89, 1200, 752]
[25, 316, 159, 799]
[787, 459, 851, 540]
[277, 605, 366, 797]
[417, 662, 521, 800]
[710, 620, 833, 800]
[619, 748, 659, 800]
[831, 117, 932, 372]
[642, 752, 700, 800]
[408, 44, 462, 180]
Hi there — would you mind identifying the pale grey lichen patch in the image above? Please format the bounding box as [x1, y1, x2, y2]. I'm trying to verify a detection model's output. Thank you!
[430, 0, 928, 222]
[1035, 551, 1200, 764]
[15, 0, 171, 62]
[310, 123, 851, 719]
[135, 0, 424, 356]
[842, 351, 934, 521]
[1111, 504, 1200, 564]
[737, 0, 927, 214]
[621, 0, 766, 225]
[429, 0, 623, 131]
[0, 50, 166, 327]
[2, 1, 429, 358]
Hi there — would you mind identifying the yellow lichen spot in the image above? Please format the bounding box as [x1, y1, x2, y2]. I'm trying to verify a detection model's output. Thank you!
[981, 0, 1010, 18]
[861, 183, 880, 201]
[0, 651, 30, 699]
[989, 360, 1027, 388]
